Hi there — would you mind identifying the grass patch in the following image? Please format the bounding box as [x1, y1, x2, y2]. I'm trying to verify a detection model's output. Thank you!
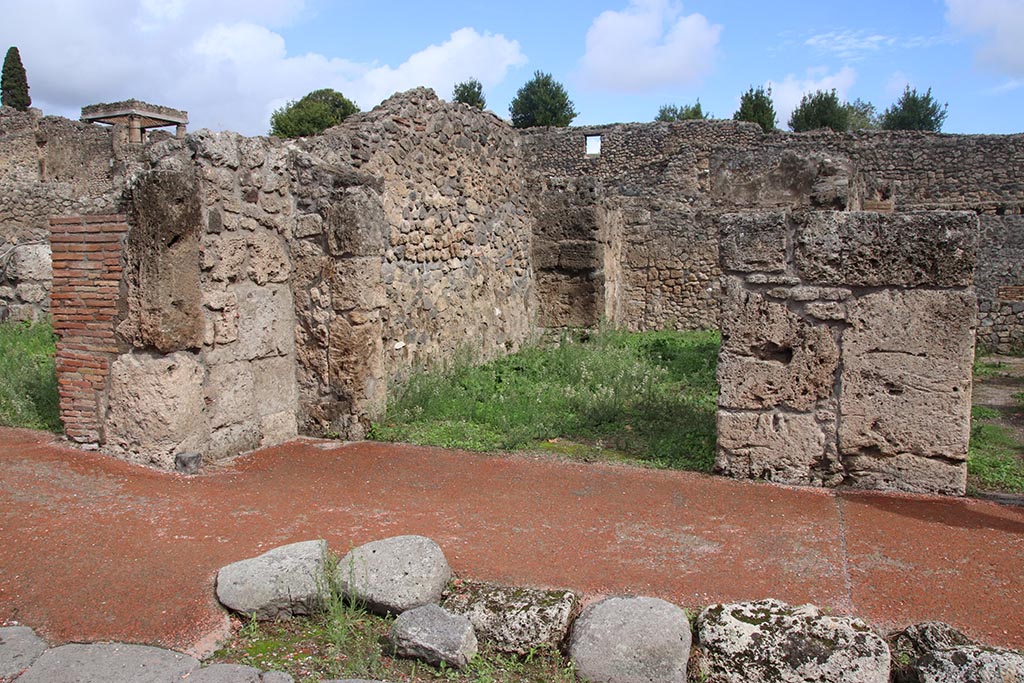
[370, 329, 720, 472]
[968, 406, 1024, 494]
[0, 318, 61, 431]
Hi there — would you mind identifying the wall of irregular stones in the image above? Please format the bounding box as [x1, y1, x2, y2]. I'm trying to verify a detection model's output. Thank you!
[716, 210, 978, 495]
[522, 122, 1024, 351]
[0, 107, 129, 322]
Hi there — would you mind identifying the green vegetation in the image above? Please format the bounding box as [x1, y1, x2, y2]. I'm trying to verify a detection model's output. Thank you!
[214, 551, 575, 682]
[1, 46, 31, 111]
[880, 86, 947, 132]
[0, 318, 60, 431]
[270, 88, 359, 138]
[844, 98, 878, 130]
[788, 89, 849, 132]
[733, 86, 776, 132]
[656, 100, 710, 122]
[452, 79, 486, 110]
[509, 71, 577, 128]
[968, 406, 1024, 494]
[370, 329, 720, 472]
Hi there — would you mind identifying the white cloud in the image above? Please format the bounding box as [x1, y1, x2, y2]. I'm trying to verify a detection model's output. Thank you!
[579, 0, 721, 91]
[0, 0, 526, 135]
[766, 66, 857, 129]
[946, 0, 1024, 76]
[804, 29, 951, 61]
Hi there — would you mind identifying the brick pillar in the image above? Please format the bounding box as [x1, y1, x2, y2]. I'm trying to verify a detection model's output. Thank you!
[49, 215, 129, 445]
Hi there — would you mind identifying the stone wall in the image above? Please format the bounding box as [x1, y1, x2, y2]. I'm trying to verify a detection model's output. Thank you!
[0, 107, 126, 321]
[521, 122, 1024, 350]
[716, 210, 978, 495]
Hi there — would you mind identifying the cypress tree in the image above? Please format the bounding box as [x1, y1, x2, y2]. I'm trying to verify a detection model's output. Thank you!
[2, 46, 31, 111]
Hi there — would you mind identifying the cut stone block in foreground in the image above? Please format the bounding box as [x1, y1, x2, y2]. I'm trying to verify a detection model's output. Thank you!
[716, 210, 978, 495]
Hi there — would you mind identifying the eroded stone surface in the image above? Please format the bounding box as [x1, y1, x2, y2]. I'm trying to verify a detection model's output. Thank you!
[917, 647, 1024, 683]
[696, 599, 889, 683]
[718, 277, 839, 412]
[0, 626, 47, 681]
[338, 535, 451, 615]
[569, 596, 691, 683]
[719, 211, 788, 273]
[840, 289, 975, 494]
[104, 351, 208, 469]
[443, 580, 578, 654]
[216, 540, 327, 620]
[716, 410, 840, 486]
[388, 604, 478, 670]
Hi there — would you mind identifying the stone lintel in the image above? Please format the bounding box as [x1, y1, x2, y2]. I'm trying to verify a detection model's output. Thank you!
[81, 100, 189, 127]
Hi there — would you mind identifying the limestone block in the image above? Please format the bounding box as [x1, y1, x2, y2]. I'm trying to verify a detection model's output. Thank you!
[839, 290, 975, 492]
[557, 240, 599, 272]
[794, 211, 977, 287]
[387, 604, 478, 670]
[716, 410, 836, 485]
[104, 351, 209, 469]
[328, 314, 384, 408]
[15, 282, 47, 304]
[189, 129, 241, 169]
[207, 282, 295, 363]
[260, 410, 297, 448]
[696, 599, 889, 683]
[530, 238, 560, 270]
[209, 234, 248, 282]
[216, 540, 327, 620]
[842, 453, 967, 496]
[718, 278, 839, 411]
[247, 231, 290, 285]
[203, 289, 239, 345]
[207, 422, 261, 461]
[10, 243, 51, 281]
[719, 211, 788, 273]
[569, 596, 692, 683]
[443, 580, 578, 654]
[331, 257, 384, 310]
[252, 355, 298, 417]
[325, 186, 386, 257]
[205, 361, 254, 430]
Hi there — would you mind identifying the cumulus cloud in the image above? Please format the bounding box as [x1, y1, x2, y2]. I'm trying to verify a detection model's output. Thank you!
[0, 0, 526, 135]
[946, 0, 1024, 76]
[579, 0, 721, 91]
[766, 66, 857, 128]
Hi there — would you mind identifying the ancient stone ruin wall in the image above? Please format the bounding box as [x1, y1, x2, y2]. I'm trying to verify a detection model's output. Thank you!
[48, 90, 537, 465]
[716, 210, 978, 495]
[0, 107, 126, 322]
[522, 123, 1024, 351]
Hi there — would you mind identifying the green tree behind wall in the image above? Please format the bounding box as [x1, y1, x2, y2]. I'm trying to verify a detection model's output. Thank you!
[2, 47, 31, 111]
[270, 88, 359, 138]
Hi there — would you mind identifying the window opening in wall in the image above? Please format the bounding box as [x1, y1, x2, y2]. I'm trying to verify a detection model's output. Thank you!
[585, 134, 602, 156]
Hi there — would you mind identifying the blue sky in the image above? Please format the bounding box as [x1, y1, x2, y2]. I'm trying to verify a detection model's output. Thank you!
[2, 0, 1022, 135]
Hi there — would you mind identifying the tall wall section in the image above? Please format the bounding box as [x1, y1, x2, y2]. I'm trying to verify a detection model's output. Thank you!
[0, 107, 129, 322]
[47, 90, 536, 466]
[522, 123, 1024, 351]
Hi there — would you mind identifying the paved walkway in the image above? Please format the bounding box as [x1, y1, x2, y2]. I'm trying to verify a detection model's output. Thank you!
[1, 426, 1022, 656]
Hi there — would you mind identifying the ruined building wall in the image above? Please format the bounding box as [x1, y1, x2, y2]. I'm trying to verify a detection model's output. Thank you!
[716, 210, 978, 495]
[522, 123, 1024, 351]
[0, 107, 125, 321]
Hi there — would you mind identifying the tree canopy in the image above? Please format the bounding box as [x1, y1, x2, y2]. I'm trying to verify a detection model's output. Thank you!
[656, 100, 709, 122]
[788, 89, 849, 132]
[880, 86, 948, 132]
[270, 88, 359, 138]
[845, 98, 878, 130]
[2, 46, 31, 111]
[733, 86, 776, 132]
[509, 71, 577, 128]
[452, 78, 486, 109]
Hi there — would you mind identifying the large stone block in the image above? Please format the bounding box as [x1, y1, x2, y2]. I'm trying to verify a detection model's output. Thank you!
[104, 351, 209, 469]
[718, 277, 839, 411]
[205, 361, 254, 430]
[252, 354, 298, 417]
[839, 289, 975, 494]
[719, 211, 788, 273]
[124, 167, 204, 352]
[207, 282, 295, 363]
[325, 186, 386, 257]
[794, 211, 977, 287]
[716, 410, 838, 486]
[216, 540, 327, 620]
[9, 243, 51, 281]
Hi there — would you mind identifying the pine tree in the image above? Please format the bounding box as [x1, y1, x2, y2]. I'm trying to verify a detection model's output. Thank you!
[2, 47, 31, 111]
[452, 79, 486, 109]
[733, 86, 776, 132]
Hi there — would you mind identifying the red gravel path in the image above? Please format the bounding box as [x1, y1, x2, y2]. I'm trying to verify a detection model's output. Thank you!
[1, 426, 1021, 655]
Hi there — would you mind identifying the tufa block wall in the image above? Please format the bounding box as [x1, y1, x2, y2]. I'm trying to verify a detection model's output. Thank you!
[716, 211, 978, 495]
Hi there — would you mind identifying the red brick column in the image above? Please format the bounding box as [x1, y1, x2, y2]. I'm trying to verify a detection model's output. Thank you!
[49, 215, 129, 444]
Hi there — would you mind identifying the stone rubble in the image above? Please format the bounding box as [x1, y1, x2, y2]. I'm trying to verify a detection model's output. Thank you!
[387, 603, 478, 670]
[215, 539, 327, 620]
[336, 535, 451, 615]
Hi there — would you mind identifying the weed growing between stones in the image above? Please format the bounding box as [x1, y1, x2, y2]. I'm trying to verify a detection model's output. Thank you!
[0, 318, 60, 431]
[370, 329, 721, 471]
